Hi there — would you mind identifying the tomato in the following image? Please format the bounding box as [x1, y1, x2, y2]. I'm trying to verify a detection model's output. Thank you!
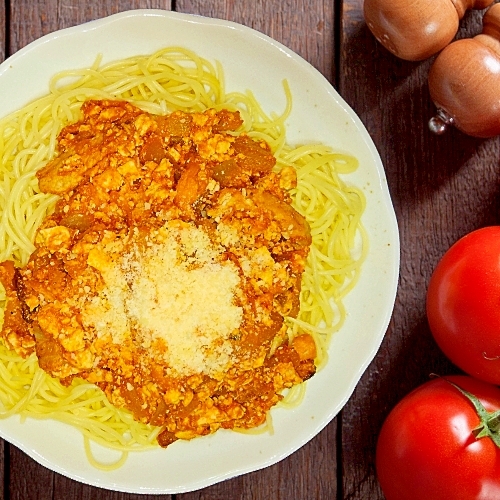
[376, 376, 500, 500]
[426, 226, 500, 384]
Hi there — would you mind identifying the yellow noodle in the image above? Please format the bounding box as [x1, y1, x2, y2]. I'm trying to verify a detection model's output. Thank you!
[84, 437, 129, 471]
[0, 46, 365, 467]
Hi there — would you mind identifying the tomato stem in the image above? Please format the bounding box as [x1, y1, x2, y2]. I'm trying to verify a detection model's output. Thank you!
[447, 380, 500, 447]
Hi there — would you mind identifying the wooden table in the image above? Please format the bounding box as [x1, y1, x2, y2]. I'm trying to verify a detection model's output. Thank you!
[1, 1, 498, 499]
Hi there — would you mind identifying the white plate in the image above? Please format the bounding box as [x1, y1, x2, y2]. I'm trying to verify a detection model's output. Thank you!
[0, 9, 399, 494]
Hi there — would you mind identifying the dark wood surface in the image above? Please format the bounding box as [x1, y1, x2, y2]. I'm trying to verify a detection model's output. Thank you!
[1, 1, 499, 499]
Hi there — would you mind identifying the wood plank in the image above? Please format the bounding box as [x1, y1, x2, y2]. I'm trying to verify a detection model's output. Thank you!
[0, 2, 6, 498]
[175, 423, 337, 500]
[8, 448, 54, 500]
[175, 1, 338, 499]
[340, 1, 500, 499]
[8, 0, 171, 55]
[0, 0, 5, 62]
[176, 0, 335, 81]
[5, 3, 174, 499]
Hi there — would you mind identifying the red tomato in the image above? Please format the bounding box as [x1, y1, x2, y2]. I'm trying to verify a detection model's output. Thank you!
[376, 376, 500, 500]
[426, 226, 500, 384]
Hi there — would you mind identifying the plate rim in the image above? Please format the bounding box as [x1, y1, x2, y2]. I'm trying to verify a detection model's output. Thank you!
[0, 8, 400, 494]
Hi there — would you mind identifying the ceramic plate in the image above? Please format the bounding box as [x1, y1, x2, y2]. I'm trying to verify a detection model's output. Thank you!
[0, 9, 399, 494]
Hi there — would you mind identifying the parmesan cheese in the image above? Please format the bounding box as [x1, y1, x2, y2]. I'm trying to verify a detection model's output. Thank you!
[82, 221, 243, 377]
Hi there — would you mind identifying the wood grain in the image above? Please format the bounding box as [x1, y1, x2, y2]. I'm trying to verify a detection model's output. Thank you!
[176, 0, 335, 81]
[8, 0, 171, 55]
[0, 1, 4, 63]
[0, 2, 5, 498]
[175, 423, 337, 500]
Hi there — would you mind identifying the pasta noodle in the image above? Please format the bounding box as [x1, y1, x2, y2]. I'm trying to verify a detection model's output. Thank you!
[0, 47, 366, 467]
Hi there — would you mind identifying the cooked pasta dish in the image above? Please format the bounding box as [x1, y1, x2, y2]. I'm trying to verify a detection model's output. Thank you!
[0, 47, 366, 467]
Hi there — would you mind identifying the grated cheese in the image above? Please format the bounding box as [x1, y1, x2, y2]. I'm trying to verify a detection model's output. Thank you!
[83, 222, 243, 377]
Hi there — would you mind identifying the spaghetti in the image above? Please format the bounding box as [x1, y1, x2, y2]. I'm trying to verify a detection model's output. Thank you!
[0, 47, 366, 467]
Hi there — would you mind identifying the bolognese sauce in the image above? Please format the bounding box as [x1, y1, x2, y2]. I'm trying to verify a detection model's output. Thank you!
[0, 99, 316, 447]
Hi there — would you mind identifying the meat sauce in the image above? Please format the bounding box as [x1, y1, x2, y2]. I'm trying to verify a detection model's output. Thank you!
[0, 99, 316, 446]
